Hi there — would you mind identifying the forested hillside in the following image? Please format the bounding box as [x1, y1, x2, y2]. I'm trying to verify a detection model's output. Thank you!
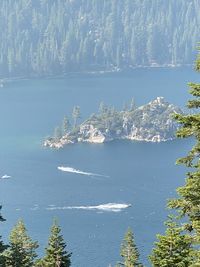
[1, 0, 200, 77]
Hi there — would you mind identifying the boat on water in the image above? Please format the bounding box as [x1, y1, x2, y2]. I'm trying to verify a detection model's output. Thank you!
[1, 175, 11, 179]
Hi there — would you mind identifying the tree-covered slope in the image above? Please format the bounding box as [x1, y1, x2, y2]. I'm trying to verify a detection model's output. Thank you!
[1, 0, 200, 77]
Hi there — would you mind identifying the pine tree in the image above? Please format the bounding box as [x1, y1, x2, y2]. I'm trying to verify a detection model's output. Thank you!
[99, 101, 107, 115]
[3, 220, 38, 267]
[62, 116, 70, 135]
[117, 228, 142, 267]
[149, 216, 194, 267]
[54, 126, 62, 141]
[43, 220, 71, 267]
[130, 98, 136, 112]
[72, 106, 80, 129]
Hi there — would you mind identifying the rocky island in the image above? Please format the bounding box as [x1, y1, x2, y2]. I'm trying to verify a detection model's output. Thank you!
[44, 97, 181, 149]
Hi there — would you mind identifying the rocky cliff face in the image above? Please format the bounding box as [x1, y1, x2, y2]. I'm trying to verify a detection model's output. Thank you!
[44, 97, 181, 148]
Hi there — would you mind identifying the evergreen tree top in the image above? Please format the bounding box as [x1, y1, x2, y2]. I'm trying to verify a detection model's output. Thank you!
[150, 216, 194, 267]
[118, 227, 142, 267]
[3, 219, 38, 267]
[43, 220, 71, 267]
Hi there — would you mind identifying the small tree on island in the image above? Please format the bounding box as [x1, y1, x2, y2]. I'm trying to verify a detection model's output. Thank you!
[3, 220, 38, 267]
[72, 106, 81, 129]
[62, 116, 70, 135]
[43, 220, 72, 267]
[54, 126, 62, 141]
[130, 98, 136, 112]
[99, 101, 108, 116]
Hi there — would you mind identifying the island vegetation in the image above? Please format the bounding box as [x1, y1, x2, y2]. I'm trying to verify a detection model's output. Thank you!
[44, 97, 181, 149]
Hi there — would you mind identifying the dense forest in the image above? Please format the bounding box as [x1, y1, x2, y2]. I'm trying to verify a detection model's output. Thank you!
[0, 0, 200, 78]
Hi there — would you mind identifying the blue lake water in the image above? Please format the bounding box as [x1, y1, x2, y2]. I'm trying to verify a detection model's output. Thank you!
[0, 67, 199, 266]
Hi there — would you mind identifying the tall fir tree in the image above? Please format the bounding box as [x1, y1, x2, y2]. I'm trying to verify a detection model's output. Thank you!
[117, 228, 142, 267]
[167, 49, 200, 256]
[150, 49, 200, 266]
[43, 220, 71, 267]
[3, 220, 38, 267]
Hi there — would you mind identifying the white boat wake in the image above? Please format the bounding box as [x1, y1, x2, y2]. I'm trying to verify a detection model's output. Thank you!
[1, 174, 11, 179]
[46, 203, 131, 213]
[58, 166, 109, 178]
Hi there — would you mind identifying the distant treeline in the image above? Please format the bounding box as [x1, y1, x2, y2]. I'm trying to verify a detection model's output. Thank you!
[0, 0, 200, 77]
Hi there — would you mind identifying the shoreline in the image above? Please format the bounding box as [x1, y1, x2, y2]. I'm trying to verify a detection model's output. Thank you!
[0, 64, 194, 83]
[44, 136, 175, 150]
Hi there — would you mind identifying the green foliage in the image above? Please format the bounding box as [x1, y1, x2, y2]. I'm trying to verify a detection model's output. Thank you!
[0, 205, 5, 222]
[149, 216, 194, 267]
[3, 220, 38, 267]
[0, 218, 72, 267]
[0, 1, 199, 77]
[0, 242, 7, 266]
[43, 220, 71, 267]
[117, 228, 142, 267]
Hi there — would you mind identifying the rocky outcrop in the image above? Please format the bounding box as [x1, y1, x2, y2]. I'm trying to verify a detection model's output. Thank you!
[44, 97, 181, 148]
